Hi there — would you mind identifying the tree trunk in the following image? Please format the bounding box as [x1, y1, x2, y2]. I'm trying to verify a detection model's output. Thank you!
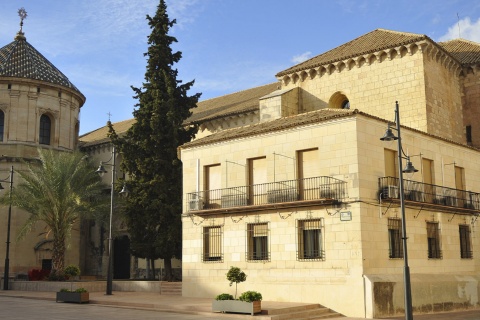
[52, 234, 66, 272]
[164, 258, 173, 281]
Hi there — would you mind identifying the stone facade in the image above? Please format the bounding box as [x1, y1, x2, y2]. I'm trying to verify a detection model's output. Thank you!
[0, 30, 85, 276]
[179, 29, 480, 318]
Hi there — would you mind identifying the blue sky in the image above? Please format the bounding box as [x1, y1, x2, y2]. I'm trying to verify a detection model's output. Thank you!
[1, 0, 480, 135]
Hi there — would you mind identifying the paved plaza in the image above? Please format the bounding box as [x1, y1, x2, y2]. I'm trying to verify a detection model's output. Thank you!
[0, 291, 479, 320]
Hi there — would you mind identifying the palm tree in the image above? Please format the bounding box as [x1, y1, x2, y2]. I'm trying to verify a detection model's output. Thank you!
[2, 149, 108, 273]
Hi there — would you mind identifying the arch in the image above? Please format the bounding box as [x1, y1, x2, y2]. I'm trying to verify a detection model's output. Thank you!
[300, 71, 308, 82]
[378, 52, 388, 63]
[0, 110, 4, 142]
[328, 91, 350, 109]
[309, 69, 317, 79]
[357, 56, 366, 68]
[399, 46, 408, 58]
[39, 114, 53, 145]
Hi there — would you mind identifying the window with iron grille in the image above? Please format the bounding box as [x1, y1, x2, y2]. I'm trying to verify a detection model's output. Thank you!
[388, 218, 403, 258]
[297, 219, 324, 260]
[459, 224, 473, 259]
[247, 223, 269, 261]
[202, 226, 223, 262]
[427, 222, 442, 259]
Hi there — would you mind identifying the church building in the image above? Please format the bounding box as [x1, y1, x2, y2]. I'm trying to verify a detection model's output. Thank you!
[0, 20, 85, 276]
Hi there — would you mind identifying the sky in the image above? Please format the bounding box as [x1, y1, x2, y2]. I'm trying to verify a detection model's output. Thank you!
[1, 0, 480, 135]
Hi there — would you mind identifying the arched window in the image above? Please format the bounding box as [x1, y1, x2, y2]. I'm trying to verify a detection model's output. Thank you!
[39, 114, 52, 145]
[0, 110, 4, 142]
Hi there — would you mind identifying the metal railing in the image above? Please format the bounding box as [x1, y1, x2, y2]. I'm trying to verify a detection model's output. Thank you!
[186, 176, 347, 211]
[379, 176, 480, 210]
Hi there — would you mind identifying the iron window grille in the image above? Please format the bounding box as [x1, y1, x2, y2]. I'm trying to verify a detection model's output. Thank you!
[246, 222, 270, 262]
[297, 219, 324, 261]
[202, 226, 223, 262]
[459, 224, 473, 259]
[388, 218, 403, 259]
[427, 222, 442, 259]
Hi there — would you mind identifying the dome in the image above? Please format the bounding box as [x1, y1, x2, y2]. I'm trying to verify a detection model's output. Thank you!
[0, 31, 83, 96]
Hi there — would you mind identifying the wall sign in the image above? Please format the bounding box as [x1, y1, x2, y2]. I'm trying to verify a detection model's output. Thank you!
[340, 211, 352, 221]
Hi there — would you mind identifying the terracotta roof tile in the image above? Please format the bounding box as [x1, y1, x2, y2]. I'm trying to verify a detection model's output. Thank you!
[276, 29, 429, 77]
[186, 82, 279, 123]
[79, 118, 136, 148]
[438, 38, 480, 65]
[182, 108, 357, 148]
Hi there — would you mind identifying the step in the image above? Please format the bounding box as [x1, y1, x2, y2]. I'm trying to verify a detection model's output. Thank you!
[160, 282, 182, 295]
[268, 304, 344, 320]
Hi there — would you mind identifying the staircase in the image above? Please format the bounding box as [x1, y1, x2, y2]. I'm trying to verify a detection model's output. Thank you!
[264, 303, 344, 320]
[159, 281, 182, 295]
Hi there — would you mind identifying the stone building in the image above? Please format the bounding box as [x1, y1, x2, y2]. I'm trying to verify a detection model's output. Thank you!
[179, 29, 480, 318]
[0, 26, 85, 277]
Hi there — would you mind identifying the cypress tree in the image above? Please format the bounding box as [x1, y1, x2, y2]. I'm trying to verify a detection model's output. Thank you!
[109, 0, 200, 280]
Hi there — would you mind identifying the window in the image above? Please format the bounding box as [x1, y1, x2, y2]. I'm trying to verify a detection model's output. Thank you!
[39, 114, 51, 145]
[297, 149, 319, 200]
[248, 157, 267, 205]
[0, 110, 4, 142]
[459, 225, 472, 259]
[341, 100, 350, 109]
[427, 222, 442, 259]
[422, 158, 434, 203]
[247, 223, 269, 261]
[466, 125, 472, 144]
[204, 164, 221, 208]
[297, 219, 323, 260]
[388, 218, 403, 258]
[384, 149, 398, 178]
[203, 226, 222, 262]
[455, 166, 466, 208]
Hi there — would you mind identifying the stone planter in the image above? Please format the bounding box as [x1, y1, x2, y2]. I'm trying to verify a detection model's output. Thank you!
[56, 292, 89, 303]
[212, 300, 261, 315]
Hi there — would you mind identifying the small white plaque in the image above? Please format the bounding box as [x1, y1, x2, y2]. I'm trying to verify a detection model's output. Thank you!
[340, 211, 352, 221]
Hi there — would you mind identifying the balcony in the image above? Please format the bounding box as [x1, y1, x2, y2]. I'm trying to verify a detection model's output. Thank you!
[186, 176, 347, 215]
[379, 177, 480, 214]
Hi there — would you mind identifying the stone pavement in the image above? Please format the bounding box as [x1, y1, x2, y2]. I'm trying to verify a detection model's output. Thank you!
[0, 290, 479, 320]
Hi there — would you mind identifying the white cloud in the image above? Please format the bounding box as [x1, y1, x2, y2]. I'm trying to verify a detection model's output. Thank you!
[438, 17, 480, 42]
[291, 52, 312, 64]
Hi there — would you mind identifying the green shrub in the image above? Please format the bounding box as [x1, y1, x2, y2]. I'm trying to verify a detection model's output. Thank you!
[59, 288, 70, 292]
[226, 266, 247, 299]
[239, 291, 262, 302]
[64, 265, 80, 277]
[48, 270, 67, 281]
[74, 288, 88, 293]
[215, 293, 234, 301]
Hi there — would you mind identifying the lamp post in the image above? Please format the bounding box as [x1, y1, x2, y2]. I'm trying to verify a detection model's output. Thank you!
[0, 166, 14, 290]
[380, 101, 417, 320]
[95, 146, 117, 295]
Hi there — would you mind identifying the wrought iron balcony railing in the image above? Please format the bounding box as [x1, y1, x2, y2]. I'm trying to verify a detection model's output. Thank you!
[379, 176, 480, 211]
[186, 176, 347, 212]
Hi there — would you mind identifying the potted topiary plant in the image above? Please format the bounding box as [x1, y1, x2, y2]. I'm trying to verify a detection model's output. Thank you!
[56, 287, 89, 303]
[64, 265, 81, 280]
[212, 266, 262, 315]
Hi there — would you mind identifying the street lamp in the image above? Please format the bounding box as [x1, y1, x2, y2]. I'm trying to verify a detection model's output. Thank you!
[95, 146, 117, 295]
[0, 166, 14, 290]
[380, 101, 417, 320]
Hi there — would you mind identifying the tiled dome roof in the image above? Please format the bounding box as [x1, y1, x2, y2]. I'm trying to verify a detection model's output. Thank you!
[0, 31, 82, 94]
